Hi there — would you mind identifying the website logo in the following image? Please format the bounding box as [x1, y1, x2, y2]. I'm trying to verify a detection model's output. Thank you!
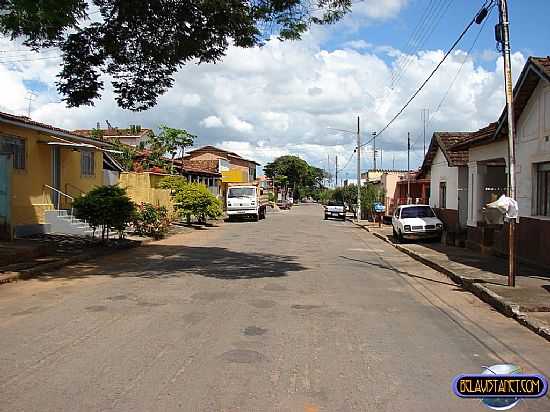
[452, 364, 548, 410]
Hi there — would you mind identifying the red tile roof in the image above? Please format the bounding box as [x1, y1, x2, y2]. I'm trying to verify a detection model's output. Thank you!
[0, 111, 109, 147]
[418, 130, 473, 177]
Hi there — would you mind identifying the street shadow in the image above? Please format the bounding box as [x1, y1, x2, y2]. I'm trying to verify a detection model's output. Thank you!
[35, 245, 306, 281]
[411, 241, 550, 279]
[339, 255, 461, 288]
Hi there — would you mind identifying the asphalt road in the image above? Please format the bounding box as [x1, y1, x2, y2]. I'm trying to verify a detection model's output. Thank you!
[1, 204, 549, 412]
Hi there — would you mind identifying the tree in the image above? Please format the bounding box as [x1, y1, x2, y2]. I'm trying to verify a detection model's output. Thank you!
[0, 0, 351, 111]
[148, 125, 196, 173]
[264, 155, 310, 199]
[73, 185, 135, 240]
[160, 176, 223, 224]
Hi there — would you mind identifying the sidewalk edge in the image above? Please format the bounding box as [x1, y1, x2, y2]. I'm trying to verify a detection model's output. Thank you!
[353, 222, 550, 343]
[0, 241, 141, 285]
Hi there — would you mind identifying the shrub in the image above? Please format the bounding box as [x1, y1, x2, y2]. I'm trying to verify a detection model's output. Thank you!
[133, 203, 171, 239]
[73, 185, 135, 240]
[160, 176, 223, 224]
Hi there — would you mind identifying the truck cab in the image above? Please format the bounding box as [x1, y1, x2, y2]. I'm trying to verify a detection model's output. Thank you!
[226, 184, 267, 221]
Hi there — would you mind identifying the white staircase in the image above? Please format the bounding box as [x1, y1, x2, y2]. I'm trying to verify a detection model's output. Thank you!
[44, 210, 94, 237]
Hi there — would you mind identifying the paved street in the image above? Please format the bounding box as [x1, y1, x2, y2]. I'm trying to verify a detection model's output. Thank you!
[1, 205, 549, 412]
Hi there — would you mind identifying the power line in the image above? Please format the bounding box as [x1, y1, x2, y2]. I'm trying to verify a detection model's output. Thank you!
[360, 0, 493, 148]
[426, 2, 495, 127]
[0, 54, 61, 63]
[392, 0, 455, 89]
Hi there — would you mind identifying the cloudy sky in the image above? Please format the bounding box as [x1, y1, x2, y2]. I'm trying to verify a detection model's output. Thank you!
[1, 0, 549, 178]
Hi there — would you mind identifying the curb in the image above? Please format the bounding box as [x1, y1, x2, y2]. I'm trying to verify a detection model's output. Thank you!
[0, 241, 141, 285]
[355, 223, 550, 343]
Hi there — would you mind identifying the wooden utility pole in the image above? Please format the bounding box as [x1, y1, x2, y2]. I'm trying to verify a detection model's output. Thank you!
[498, 0, 517, 287]
[357, 116, 361, 221]
[335, 155, 338, 187]
[407, 132, 411, 204]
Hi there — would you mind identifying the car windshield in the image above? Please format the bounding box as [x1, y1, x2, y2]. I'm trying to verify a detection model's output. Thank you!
[228, 187, 256, 198]
[400, 206, 435, 218]
[328, 200, 344, 206]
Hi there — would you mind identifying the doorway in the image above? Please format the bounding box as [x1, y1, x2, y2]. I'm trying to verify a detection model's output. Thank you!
[51, 146, 61, 209]
[0, 153, 12, 239]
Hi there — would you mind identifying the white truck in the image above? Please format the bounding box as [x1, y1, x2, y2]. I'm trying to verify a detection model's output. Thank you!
[226, 184, 268, 221]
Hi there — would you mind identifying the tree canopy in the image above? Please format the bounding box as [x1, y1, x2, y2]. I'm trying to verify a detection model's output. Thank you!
[0, 0, 351, 110]
[264, 155, 326, 199]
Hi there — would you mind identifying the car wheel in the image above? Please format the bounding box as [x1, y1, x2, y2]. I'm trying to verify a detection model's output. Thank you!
[396, 230, 403, 244]
[324, 214, 328, 220]
[392, 228, 398, 240]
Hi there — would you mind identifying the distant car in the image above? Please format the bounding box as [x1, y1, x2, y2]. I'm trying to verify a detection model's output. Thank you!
[324, 200, 346, 220]
[391, 204, 443, 243]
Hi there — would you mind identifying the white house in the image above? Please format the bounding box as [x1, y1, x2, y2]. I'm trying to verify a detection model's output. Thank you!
[418, 132, 471, 232]
[452, 56, 550, 267]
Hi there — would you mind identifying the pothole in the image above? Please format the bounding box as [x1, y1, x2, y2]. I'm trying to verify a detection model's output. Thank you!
[222, 349, 266, 364]
[85, 305, 108, 312]
[291, 304, 321, 310]
[243, 326, 268, 336]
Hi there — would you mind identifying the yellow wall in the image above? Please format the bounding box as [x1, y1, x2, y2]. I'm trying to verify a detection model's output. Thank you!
[222, 169, 249, 183]
[118, 172, 175, 215]
[1, 123, 103, 226]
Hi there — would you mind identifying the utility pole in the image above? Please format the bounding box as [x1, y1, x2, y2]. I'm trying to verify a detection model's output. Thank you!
[380, 148, 383, 169]
[421, 109, 429, 156]
[335, 155, 338, 188]
[327, 154, 330, 188]
[357, 116, 361, 221]
[393, 153, 395, 169]
[407, 132, 411, 204]
[25, 91, 37, 117]
[497, 0, 517, 287]
[372, 132, 377, 170]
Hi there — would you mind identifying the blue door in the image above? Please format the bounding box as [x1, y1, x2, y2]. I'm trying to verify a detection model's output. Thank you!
[0, 153, 12, 240]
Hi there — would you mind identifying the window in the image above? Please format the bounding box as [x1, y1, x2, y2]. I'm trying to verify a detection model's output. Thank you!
[537, 162, 550, 216]
[81, 150, 95, 176]
[0, 135, 25, 169]
[439, 181, 447, 209]
[400, 206, 436, 219]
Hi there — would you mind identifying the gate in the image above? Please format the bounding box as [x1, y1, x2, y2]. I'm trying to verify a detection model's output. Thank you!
[0, 153, 12, 240]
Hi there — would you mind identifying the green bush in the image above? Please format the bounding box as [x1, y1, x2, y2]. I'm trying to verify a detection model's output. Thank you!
[133, 203, 171, 239]
[73, 185, 135, 240]
[160, 176, 223, 224]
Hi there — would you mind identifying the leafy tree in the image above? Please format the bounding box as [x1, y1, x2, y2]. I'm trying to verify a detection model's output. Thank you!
[0, 0, 351, 110]
[160, 176, 223, 224]
[148, 125, 196, 173]
[73, 185, 135, 240]
[264, 155, 310, 199]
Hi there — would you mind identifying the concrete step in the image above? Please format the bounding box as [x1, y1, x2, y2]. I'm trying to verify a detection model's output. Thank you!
[44, 210, 94, 237]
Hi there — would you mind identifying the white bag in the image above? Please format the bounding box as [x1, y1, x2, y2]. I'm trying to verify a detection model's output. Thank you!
[487, 195, 519, 219]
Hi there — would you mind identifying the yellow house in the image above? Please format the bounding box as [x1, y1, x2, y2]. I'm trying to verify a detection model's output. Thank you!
[0, 112, 111, 239]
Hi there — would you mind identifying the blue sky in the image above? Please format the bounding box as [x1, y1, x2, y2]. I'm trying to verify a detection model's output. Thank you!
[1, 0, 547, 174]
[323, 0, 550, 63]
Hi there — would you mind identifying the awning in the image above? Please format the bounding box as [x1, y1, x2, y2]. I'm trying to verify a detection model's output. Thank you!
[38, 140, 99, 150]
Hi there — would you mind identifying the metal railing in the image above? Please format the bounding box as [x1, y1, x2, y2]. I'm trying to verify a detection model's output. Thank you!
[43, 184, 75, 218]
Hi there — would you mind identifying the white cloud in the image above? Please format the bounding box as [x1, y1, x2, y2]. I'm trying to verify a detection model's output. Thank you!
[200, 115, 224, 128]
[0, 30, 526, 172]
[352, 0, 410, 20]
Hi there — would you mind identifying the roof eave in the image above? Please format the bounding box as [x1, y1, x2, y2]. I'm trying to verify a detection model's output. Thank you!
[0, 117, 110, 148]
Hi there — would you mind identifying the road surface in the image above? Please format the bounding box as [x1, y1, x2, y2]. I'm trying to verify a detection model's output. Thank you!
[1, 205, 549, 411]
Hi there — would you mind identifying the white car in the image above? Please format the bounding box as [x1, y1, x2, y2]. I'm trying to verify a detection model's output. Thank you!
[324, 200, 346, 220]
[391, 204, 443, 243]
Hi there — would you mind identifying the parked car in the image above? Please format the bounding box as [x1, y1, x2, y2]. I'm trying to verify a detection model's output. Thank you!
[391, 204, 443, 243]
[324, 200, 346, 220]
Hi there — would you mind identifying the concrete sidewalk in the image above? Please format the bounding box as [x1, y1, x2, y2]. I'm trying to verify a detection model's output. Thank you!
[355, 221, 550, 342]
